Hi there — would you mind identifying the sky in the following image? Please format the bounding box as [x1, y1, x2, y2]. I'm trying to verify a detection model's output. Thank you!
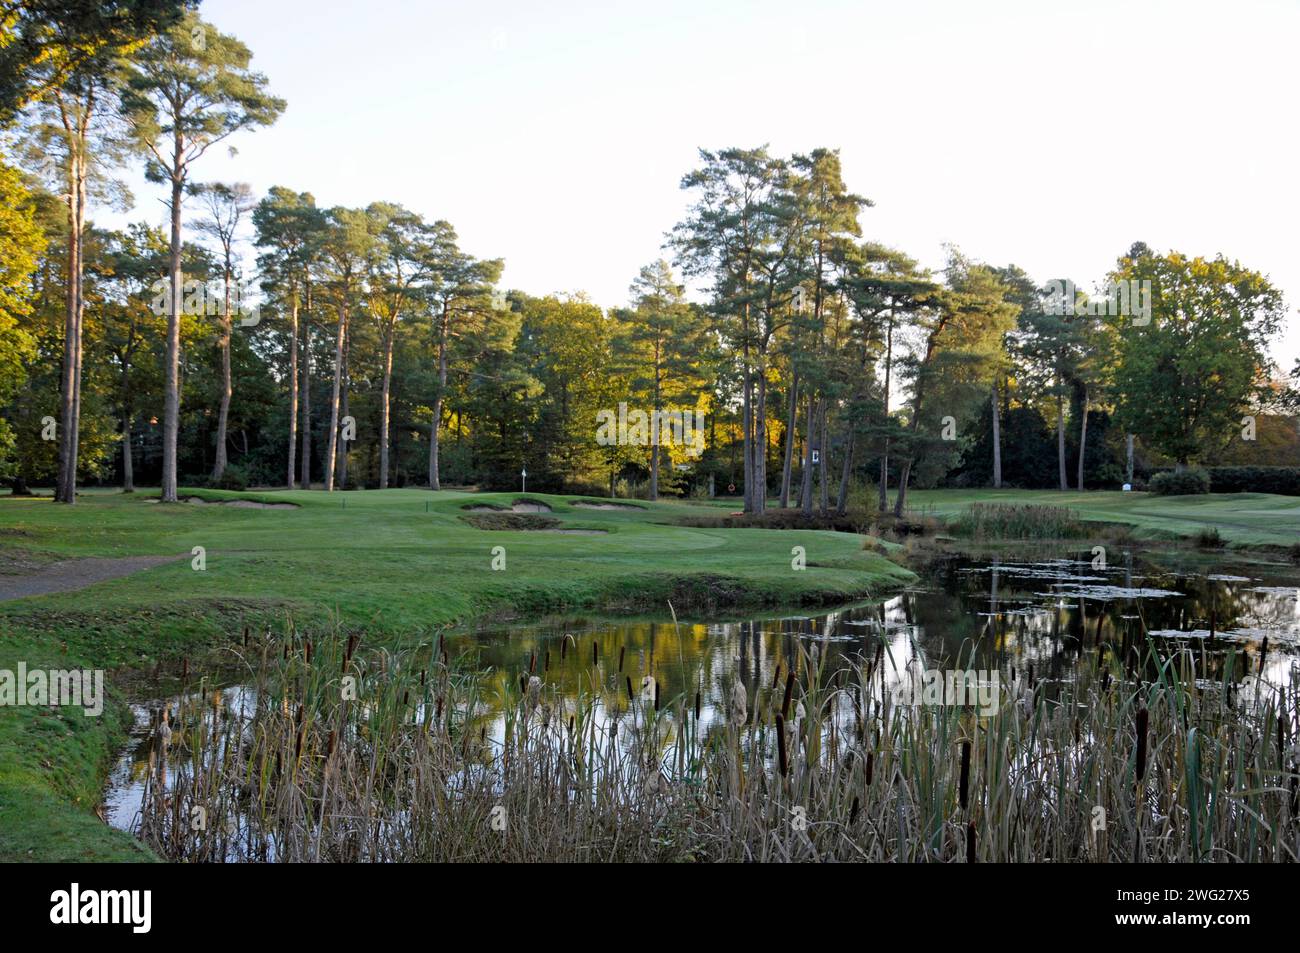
[110, 0, 1299, 371]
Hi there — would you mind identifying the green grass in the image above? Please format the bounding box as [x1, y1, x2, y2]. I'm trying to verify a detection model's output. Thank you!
[0, 486, 914, 861]
[905, 488, 1300, 548]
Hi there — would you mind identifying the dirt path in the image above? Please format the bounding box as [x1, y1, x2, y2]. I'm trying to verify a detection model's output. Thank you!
[0, 554, 183, 602]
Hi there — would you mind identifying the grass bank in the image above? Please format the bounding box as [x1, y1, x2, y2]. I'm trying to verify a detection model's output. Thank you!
[0, 487, 913, 861]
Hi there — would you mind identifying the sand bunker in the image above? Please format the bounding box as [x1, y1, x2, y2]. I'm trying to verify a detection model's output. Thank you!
[146, 496, 298, 509]
[570, 501, 643, 510]
[462, 499, 553, 514]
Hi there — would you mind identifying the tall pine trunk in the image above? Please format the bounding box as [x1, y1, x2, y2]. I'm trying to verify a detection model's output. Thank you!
[878, 309, 894, 512]
[649, 361, 661, 500]
[991, 384, 1002, 489]
[818, 404, 829, 516]
[800, 394, 815, 517]
[835, 424, 854, 515]
[378, 321, 395, 489]
[300, 283, 312, 489]
[779, 369, 797, 508]
[1057, 390, 1068, 490]
[754, 369, 768, 512]
[324, 297, 347, 492]
[55, 148, 83, 504]
[336, 344, 350, 489]
[428, 306, 448, 490]
[161, 155, 183, 503]
[287, 289, 298, 488]
[210, 266, 233, 481]
[1076, 385, 1089, 491]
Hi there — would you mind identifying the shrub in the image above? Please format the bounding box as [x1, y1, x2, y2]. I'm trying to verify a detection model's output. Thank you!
[1195, 526, 1225, 549]
[1149, 469, 1210, 496]
[1145, 465, 1300, 495]
[212, 466, 248, 491]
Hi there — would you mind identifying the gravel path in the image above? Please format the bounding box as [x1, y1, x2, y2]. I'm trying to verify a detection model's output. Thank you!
[0, 554, 183, 602]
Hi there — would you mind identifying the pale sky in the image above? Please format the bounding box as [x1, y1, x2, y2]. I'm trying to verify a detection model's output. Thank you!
[110, 0, 1299, 371]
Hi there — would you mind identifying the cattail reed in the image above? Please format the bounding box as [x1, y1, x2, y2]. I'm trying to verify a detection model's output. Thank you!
[776, 713, 788, 777]
[626, 675, 634, 702]
[654, 679, 661, 712]
[694, 690, 701, 721]
[959, 740, 971, 810]
[617, 646, 625, 673]
[1135, 705, 1149, 784]
[781, 670, 795, 719]
[592, 642, 598, 667]
[865, 751, 874, 787]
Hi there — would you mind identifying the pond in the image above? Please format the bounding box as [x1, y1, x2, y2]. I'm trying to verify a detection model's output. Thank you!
[102, 548, 1300, 856]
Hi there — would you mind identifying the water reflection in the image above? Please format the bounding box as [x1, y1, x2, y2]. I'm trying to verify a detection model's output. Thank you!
[104, 551, 1300, 838]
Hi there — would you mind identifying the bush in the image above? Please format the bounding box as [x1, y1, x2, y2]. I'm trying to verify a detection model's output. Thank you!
[1195, 526, 1225, 549]
[1205, 466, 1300, 496]
[1149, 469, 1210, 496]
[211, 466, 248, 491]
[1145, 465, 1300, 496]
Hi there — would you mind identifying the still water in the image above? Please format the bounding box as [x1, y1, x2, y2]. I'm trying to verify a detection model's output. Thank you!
[103, 550, 1300, 835]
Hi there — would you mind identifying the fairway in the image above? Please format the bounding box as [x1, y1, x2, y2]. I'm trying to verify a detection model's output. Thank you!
[906, 488, 1300, 547]
[0, 488, 914, 638]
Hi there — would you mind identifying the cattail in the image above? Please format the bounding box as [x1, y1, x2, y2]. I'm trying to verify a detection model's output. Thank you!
[694, 690, 701, 721]
[561, 636, 569, 661]
[654, 679, 661, 712]
[1135, 705, 1149, 784]
[776, 713, 788, 777]
[959, 740, 971, 810]
[850, 795, 860, 825]
[326, 729, 338, 758]
[544, 650, 550, 672]
[242, 626, 249, 647]
[966, 820, 977, 863]
[181, 657, 189, 680]
[626, 675, 634, 702]
[592, 642, 598, 667]
[529, 651, 536, 674]
[781, 670, 795, 720]
[1278, 708, 1287, 761]
[305, 638, 312, 665]
[773, 664, 782, 689]
[730, 681, 747, 728]
[617, 646, 625, 673]
[865, 751, 874, 787]
[1261, 636, 1269, 670]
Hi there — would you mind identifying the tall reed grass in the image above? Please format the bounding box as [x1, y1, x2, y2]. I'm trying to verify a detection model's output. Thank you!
[131, 619, 1300, 862]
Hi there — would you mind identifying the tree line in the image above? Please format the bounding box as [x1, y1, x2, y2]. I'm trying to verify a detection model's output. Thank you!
[1, 4, 1295, 512]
